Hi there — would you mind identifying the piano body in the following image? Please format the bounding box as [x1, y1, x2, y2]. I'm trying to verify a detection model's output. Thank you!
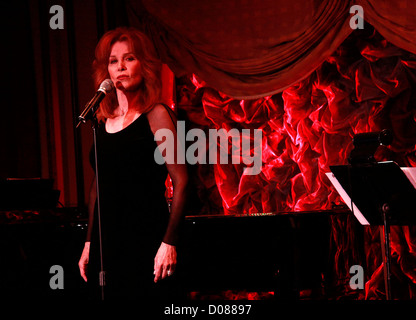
[177, 211, 348, 298]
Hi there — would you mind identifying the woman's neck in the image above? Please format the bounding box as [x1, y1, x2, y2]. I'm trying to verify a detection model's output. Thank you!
[115, 89, 142, 116]
[105, 90, 142, 133]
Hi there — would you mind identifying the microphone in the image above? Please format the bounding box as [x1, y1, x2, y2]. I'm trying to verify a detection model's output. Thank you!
[352, 129, 393, 147]
[76, 79, 114, 128]
[349, 129, 393, 164]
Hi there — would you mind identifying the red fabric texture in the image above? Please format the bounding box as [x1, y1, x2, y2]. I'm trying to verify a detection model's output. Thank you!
[357, 0, 416, 54]
[129, 0, 416, 99]
[365, 226, 416, 299]
[177, 30, 416, 217]
[129, 0, 353, 98]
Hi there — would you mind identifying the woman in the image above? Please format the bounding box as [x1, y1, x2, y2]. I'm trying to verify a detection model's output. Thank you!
[78, 27, 188, 299]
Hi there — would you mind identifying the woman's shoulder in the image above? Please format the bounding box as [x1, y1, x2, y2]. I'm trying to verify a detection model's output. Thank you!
[147, 103, 173, 116]
[146, 103, 177, 131]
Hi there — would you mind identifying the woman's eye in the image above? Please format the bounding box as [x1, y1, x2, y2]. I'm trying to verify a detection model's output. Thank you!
[126, 56, 135, 61]
[109, 59, 117, 64]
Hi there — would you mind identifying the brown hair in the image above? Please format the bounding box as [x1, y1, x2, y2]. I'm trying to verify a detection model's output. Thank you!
[92, 27, 162, 121]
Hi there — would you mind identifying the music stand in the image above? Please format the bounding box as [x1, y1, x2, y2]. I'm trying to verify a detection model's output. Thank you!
[327, 161, 416, 300]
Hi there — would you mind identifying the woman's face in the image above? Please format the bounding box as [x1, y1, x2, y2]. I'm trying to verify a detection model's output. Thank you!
[108, 41, 142, 91]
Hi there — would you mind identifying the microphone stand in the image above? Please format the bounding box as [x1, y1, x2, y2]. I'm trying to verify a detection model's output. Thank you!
[91, 113, 106, 301]
[77, 106, 106, 300]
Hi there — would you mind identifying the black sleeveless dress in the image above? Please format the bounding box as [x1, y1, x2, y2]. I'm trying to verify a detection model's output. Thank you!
[87, 112, 177, 300]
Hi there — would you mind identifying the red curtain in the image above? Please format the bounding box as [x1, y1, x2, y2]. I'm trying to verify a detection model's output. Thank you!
[175, 30, 416, 215]
[128, 0, 416, 99]
[357, 0, 416, 54]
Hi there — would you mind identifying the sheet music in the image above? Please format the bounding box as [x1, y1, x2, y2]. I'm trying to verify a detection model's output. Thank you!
[325, 172, 370, 225]
[402, 167, 416, 189]
[326, 166, 416, 226]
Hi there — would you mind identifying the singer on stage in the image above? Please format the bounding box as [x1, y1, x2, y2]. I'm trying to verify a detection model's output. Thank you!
[78, 27, 188, 300]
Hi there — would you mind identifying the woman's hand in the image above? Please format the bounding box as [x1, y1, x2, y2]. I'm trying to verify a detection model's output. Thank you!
[154, 242, 177, 283]
[78, 242, 90, 282]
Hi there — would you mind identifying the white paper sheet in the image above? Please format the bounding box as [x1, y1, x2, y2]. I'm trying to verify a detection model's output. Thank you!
[325, 172, 370, 225]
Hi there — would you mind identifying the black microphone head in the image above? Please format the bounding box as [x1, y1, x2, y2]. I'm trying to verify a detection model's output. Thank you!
[99, 79, 114, 94]
[349, 129, 393, 164]
[379, 129, 393, 146]
[352, 129, 393, 147]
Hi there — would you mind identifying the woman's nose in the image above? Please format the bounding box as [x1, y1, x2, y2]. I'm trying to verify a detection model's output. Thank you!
[117, 61, 126, 71]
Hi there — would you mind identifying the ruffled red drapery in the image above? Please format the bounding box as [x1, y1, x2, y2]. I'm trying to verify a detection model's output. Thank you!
[176, 29, 416, 215]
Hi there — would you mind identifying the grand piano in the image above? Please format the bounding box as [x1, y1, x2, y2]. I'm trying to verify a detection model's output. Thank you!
[177, 210, 348, 299]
